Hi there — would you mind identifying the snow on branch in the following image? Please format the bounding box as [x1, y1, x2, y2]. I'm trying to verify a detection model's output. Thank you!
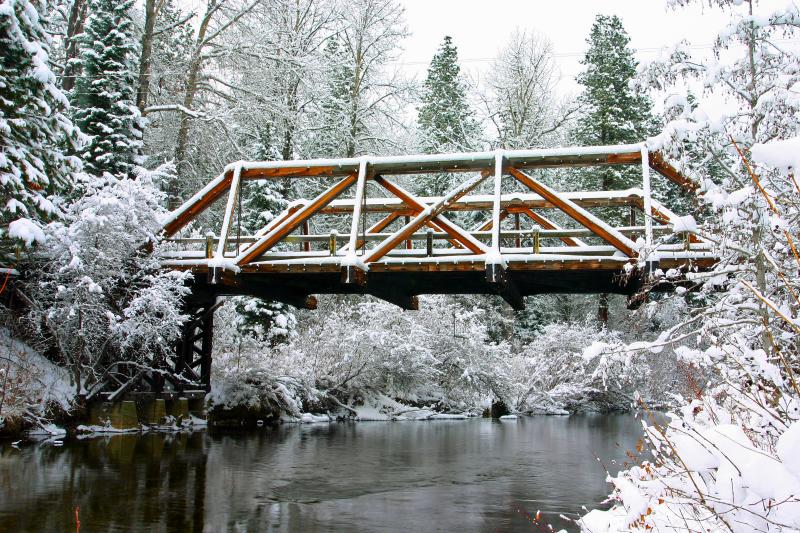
[143, 104, 206, 119]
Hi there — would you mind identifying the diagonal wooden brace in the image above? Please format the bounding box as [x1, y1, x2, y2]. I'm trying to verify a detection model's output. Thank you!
[366, 174, 490, 263]
[508, 167, 636, 257]
[508, 206, 587, 247]
[236, 174, 358, 266]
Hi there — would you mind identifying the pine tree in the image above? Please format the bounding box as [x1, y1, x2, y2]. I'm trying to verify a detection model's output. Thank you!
[416, 36, 478, 195]
[418, 36, 477, 154]
[71, 0, 142, 179]
[575, 15, 657, 325]
[0, 0, 82, 263]
[234, 126, 296, 345]
[575, 15, 657, 191]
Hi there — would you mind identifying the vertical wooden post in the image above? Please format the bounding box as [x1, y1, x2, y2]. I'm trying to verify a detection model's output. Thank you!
[329, 231, 337, 255]
[216, 164, 242, 258]
[640, 146, 653, 249]
[204, 234, 214, 259]
[405, 216, 412, 249]
[531, 225, 540, 254]
[629, 205, 636, 227]
[347, 158, 369, 254]
[426, 228, 433, 257]
[302, 220, 311, 252]
[514, 213, 521, 248]
[491, 150, 504, 255]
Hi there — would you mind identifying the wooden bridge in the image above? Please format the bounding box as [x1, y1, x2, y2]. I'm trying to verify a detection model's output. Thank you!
[128, 144, 715, 395]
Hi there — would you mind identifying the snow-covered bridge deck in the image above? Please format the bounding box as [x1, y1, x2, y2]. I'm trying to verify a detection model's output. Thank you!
[161, 144, 715, 312]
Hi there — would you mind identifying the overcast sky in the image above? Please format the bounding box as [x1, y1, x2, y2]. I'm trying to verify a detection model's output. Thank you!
[393, 0, 788, 94]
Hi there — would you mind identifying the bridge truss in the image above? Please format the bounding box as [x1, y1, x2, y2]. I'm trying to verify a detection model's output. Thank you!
[161, 144, 713, 310]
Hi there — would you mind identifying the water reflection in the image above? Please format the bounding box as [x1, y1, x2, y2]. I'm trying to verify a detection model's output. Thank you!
[0, 416, 645, 532]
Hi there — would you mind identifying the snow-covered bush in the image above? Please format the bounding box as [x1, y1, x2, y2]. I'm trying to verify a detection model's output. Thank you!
[22, 168, 190, 397]
[208, 294, 517, 415]
[208, 293, 680, 418]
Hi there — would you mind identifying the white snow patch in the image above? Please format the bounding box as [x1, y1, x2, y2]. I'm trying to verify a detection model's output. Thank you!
[8, 217, 45, 246]
[751, 136, 800, 173]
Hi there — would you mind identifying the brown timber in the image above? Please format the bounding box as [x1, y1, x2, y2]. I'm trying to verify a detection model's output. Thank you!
[508, 167, 636, 257]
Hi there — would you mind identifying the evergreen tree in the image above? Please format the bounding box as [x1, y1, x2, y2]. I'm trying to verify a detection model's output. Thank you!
[234, 126, 296, 345]
[0, 0, 82, 263]
[575, 15, 657, 325]
[71, 0, 142, 179]
[416, 36, 479, 195]
[575, 15, 657, 191]
[418, 36, 477, 154]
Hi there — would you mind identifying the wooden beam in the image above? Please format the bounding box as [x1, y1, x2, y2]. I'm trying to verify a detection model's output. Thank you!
[215, 164, 242, 257]
[472, 211, 509, 232]
[342, 212, 400, 252]
[631, 197, 702, 244]
[235, 203, 305, 255]
[490, 151, 504, 254]
[486, 263, 524, 310]
[369, 174, 490, 262]
[508, 167, 636, 257]
[320, 191, 645, 215]
[649, 151, 699, 192]
[346, 159, 369, 253]
[236, 174, 358, 265]
[370, 289, 419, 310]
[508, 207, 585, 247]
[164, 170, 233, 237]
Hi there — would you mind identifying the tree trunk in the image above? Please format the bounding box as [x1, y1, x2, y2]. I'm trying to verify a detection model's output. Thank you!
[62, 0, 88, 92]
[136, 0, 161, 112]
[281, 82, 299, 161]
[172, 1, 215, 208]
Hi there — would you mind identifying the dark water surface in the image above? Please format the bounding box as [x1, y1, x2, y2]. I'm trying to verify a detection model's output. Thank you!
[0, 415, 645, 532]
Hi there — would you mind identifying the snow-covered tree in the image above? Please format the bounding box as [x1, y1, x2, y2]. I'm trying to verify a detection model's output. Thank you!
[71, 0, 143, 179]
[24, 167, 190, 396]
[335, 0, 409, 157]
[580, 2, 800, 530]
[485, 29, 574, 150]
[418, 36, 478, 154]
[575, 15, 656, 190]
[310, 36, 356, 158]
[0, 0, 82, 263]
[416, 36, 479, 195]
[574, 15, 657, 324]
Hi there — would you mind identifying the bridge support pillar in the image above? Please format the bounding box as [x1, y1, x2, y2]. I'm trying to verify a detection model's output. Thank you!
[486, 264, 525, 311]
[175, 295, 218, 393]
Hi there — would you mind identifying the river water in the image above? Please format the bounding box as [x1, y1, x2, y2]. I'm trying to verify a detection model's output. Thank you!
[0, 415, 645, 532]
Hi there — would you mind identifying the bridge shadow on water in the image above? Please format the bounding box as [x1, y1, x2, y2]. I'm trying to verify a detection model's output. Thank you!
[0, 415, 649, 532]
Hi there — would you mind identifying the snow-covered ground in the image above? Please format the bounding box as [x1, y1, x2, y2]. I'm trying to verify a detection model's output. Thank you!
[0, 328, 73, 434]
